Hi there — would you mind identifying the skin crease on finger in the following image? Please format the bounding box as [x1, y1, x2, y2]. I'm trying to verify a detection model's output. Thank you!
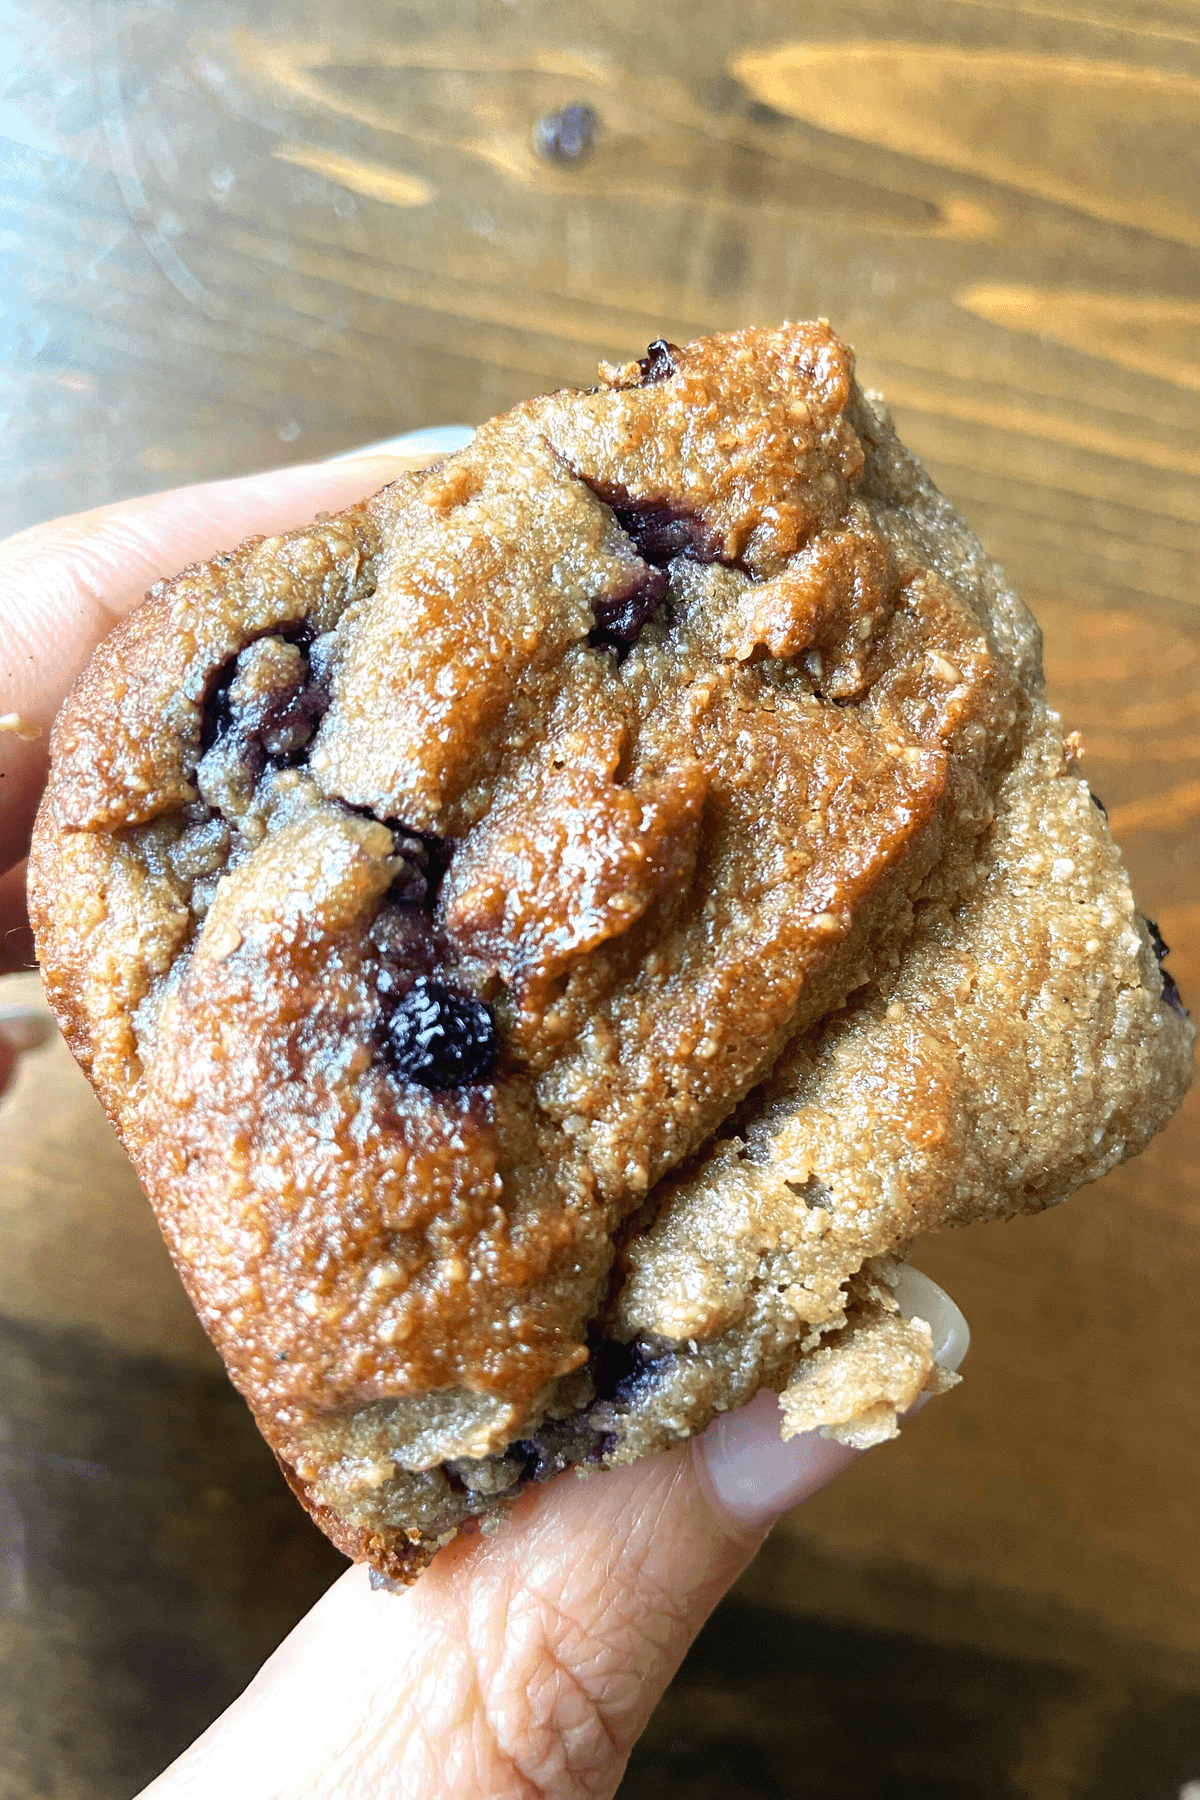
[136, 1266, 969, 1797]
[141, 1444, 762, 1800]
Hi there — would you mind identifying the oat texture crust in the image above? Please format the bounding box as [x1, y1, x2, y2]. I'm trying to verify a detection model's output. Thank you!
[28, 324, 1193, 1582]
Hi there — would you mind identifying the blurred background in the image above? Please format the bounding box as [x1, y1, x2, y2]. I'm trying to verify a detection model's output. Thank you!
[2, 0, 1200, 1795]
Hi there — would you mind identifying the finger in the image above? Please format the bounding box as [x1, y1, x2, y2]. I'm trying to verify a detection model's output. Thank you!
[0, 861, 35, 977]
[0, 1000, 52, 1053]
[141, 1278, 966, 1800]
[693, 1267, 969, 1531]
[0, 452, 434, 880]
[142, 1449, 787, 1800]
[0, 992, 53, 1097]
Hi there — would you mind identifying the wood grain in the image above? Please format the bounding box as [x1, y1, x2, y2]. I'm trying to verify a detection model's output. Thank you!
[733, 42, 1200, 246]
[2, 0, 1199, 1790]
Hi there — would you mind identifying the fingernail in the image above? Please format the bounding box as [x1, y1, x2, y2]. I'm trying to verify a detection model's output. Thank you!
[693, 1387, 861, 1534]
[692, 1271, 968, 1533]
[0, 1002, 54, 1054]
[891, 1265, 970, 1374]
[326, 425, 475, 463]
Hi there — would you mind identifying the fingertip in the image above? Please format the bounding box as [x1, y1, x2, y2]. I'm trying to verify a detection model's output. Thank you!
[0, 999, 54, 1100]
[894, 1265, 970, 1373]
[692, 1391, 859, 1536]
[692, 1272, 969, 1535]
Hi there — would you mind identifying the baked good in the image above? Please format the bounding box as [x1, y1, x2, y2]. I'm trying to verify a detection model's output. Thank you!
[28, 324, 1193, 1583]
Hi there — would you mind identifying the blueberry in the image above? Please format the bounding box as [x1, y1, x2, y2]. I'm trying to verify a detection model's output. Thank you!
[637, 339, 679, 385]
[368, 1569, 406, 1593]
[583, 477, 719, 569]
[511, 1416, 602, 1484]
[388, 849, 432, 909]
[587, 1333, 667, 1405]
[200, 632, 332, 805]
[589, 565, 669, 656]
[1144, 915, 1169, 963]
[384, 977, 499, 1089]
[581, 482, 718, 659]
[1162, 973, 1186, 1015]
[611, 494, 716, 566]
[1143, 915, 1187, 1016]
[388, 833, 438, 909]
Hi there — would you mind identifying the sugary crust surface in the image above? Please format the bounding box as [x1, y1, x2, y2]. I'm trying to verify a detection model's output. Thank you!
[28, 325, 1193, 1577]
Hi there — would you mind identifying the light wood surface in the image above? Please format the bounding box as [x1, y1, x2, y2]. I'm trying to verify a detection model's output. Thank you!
[3, 1, 1199, 1793]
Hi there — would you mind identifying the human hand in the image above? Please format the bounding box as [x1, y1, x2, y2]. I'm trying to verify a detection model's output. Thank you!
[131, 1264, 964, 1800]
[1, 454, 967, 1798]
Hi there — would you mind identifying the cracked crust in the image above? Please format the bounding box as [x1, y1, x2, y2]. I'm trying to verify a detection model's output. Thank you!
[28, 323, 1193, 1578]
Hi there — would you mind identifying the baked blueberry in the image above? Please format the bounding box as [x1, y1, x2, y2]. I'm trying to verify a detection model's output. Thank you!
[383, 976, 499, 1088]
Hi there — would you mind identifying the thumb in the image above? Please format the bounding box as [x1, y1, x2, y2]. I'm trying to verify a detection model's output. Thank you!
[140, 1273, 966, 1800]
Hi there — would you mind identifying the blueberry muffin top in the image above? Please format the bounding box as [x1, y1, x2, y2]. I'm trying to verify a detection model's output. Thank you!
[30, 324, 1191, 1581]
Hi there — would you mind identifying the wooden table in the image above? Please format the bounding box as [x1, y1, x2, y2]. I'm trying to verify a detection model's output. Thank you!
[2, 2, 1199, 1793]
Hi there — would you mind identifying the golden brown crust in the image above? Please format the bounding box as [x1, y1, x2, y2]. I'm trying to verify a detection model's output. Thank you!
[28, 323, 1193, 1577]
[274, 1455, 438, 1586]
[47, 499, 387, 834]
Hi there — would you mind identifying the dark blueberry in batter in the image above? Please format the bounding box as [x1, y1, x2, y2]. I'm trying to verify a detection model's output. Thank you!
[611, 1345, 671, 1409]
[1090, 790, 1108, 821]
[589, 565, 669, 656]
[1143, 915, 1187, 1015]
[415, 831, 451, 906]
[388, 858, 430, 909]
[384, 976, 499, 1089]
[533, 102, 598, 165]
[200, 634, 332, 796]
[380, 828, 450, 909]
[586, 1333, 639, 1403]
[587, 1332, 669, 1408]
[260, 680, 329, 757]
[511, 1414, 606, 1485]
[1162, 974, 1186, 1015]
[201, 661, 238, 754]
[585, 477, 720, 568]
[613, 495, 717, 566]
[637, 339, 679, 385]
[389, 834, 435, 908]
[232, 638, 328, 758]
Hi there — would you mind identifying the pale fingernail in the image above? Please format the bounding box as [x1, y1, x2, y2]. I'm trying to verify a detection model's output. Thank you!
[0, 1002, 53, 1054]
[692, 1271, 968, 1533]
[326, 425, 475, 462]
[891, 1265, 970, 1374]
[693, 1387, 861, 1534]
